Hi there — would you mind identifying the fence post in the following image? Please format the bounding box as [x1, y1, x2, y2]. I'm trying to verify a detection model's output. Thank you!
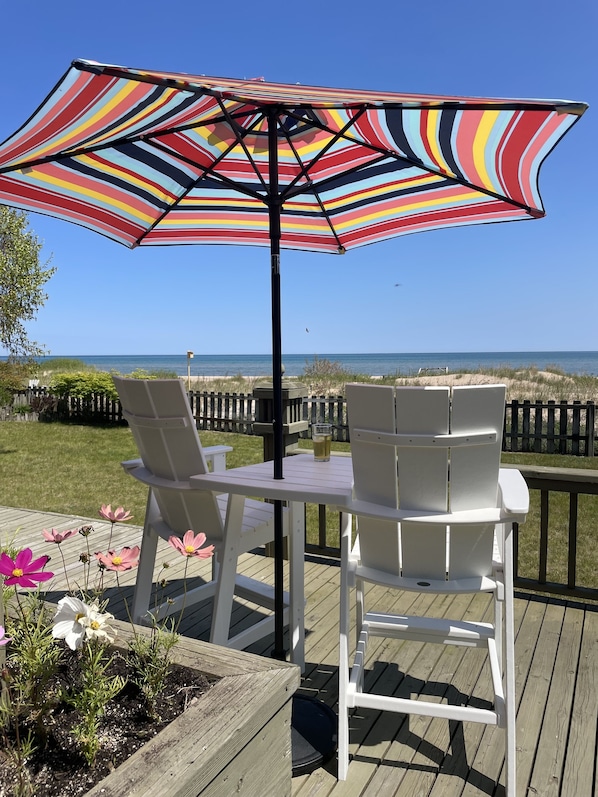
[252, 381, 309, 461]
[253, 382, 309, 559]
[586, 401, 595, 457]
[510, 400, 519, 452]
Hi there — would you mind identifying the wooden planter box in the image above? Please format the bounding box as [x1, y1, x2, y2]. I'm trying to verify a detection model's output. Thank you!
[68, 619, 300, 797]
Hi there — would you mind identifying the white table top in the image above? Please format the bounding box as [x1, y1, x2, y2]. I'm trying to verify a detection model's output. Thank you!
[190, 453, 354, 505]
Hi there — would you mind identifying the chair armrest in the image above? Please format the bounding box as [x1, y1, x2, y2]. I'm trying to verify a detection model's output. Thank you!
[498, 467, 529, 518]
[203, 445, 233, 472]
[121, 458, 143, 472]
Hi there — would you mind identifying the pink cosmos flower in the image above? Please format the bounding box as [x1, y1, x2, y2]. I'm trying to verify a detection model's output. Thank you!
[0, 625, 11, 646]
[42, 528, 78, 544]
[0, 548, 54, 588]
[95, 546, 140, 572]
[99, 504, 133, 523]
[168, 531, 214, 559]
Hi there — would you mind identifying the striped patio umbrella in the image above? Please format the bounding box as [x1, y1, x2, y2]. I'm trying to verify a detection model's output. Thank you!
[0, 60, 587, 671]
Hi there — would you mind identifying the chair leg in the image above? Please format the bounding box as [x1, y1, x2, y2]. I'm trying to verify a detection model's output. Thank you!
[288, 501, 305, 671]
[495, 592, 503, 677]
[132, 494, 160, 623]
[356, 577, 365, 658]
[210, 494, 244, 647]
[338, 512, 352, 780]
[503, 524, 516, 796]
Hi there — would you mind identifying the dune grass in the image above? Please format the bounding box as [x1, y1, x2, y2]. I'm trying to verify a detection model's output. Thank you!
[1, 421, 596, 593]
[190, 363, 598, 402]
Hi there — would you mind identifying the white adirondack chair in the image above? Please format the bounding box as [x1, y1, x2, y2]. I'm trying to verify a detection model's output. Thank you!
[113, 376, 292, 651]
[338, 383, 529, 794]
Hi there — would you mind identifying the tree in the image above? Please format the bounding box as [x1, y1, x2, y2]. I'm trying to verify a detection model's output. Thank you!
[0, 206, 55, 362]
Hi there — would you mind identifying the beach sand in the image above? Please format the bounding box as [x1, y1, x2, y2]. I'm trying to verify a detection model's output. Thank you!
[182, 369, 582, 401]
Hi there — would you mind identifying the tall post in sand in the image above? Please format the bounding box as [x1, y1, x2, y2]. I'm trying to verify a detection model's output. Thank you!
[186, 350, 194, 391]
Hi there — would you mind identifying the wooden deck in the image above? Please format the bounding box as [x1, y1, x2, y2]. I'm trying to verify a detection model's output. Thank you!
[1, 506, 596, 797]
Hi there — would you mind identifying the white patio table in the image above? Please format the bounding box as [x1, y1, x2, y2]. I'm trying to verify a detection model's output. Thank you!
[190, 453, 354, 669]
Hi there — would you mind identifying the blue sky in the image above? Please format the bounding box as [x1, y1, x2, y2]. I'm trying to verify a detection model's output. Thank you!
[0, 0, 595, 356]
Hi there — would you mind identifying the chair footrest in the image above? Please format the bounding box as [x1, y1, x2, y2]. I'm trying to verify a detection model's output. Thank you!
[234, 574, 289, 610]
[346, 688, 500, 725]
[363, 611, 495, 646]
[140, 574, 288, 622]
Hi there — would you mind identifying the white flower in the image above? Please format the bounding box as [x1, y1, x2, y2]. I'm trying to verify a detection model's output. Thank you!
[52, 596, 116, 650]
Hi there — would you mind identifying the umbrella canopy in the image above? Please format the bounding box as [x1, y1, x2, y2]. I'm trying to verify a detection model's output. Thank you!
[0, 60, 587, 251]
[0, 60, 587, 664]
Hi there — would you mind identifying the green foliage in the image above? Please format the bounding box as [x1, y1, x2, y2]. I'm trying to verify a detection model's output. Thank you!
[11, 405, 32, 416]
[299, 356, 357, 395]
[0, 361, 31, 407]
[46, 369, 179, 404]
[39, 358, 94, 374]
[127, 625, 179, 718]
[1, 506, 210, 776]
[128, 368, 177, 379]
[48, 371, 119, 400]
[1, 595, 64, 778]
[0, 208, 55, 362]
[64, 643, 125, 766]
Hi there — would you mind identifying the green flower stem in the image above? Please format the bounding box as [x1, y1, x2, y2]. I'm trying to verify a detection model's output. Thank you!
[0, 588, 7, 711]
[0, 586, 5, 669]
[115, 572, 137, 640]
[174, 558, 190, 634]
[57, 545, 71, 593]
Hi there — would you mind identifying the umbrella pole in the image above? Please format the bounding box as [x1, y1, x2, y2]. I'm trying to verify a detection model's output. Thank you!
[268, 110, 286, 661]
[267, 112, 337, 776]
[270, 243, 286, 662]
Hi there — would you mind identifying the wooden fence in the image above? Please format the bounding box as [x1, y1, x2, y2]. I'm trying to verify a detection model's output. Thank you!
[188, 390, 254, 434]
[4, 388, 598, 457]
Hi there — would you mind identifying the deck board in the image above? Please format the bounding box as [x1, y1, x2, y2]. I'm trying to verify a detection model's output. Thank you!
[1, 506, 595, 797]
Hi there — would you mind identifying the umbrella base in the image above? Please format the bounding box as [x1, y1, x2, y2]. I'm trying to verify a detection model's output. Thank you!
[291, 695, 338, 776]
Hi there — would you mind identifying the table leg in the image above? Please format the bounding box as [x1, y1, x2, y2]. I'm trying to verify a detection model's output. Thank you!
[288, 500, 305, 671]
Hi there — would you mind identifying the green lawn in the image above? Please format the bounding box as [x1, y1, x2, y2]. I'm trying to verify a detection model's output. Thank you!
[0, 422, 265, 522]
[1, 421, 596, 592]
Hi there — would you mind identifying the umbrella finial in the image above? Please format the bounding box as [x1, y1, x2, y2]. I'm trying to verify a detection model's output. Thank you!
[337, 245, 346, 255]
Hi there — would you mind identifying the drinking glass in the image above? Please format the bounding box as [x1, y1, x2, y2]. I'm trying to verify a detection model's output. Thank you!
[312, 423, 332, 462]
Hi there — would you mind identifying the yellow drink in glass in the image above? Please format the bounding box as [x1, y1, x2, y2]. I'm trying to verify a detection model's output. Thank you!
[312, 424, 332, 462]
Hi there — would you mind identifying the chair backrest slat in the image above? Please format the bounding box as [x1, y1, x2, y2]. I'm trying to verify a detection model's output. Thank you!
[114, 377, 224, 538]
[395, 387, 449, 513]
[448, 385, 505, 579]
[346, 383, 400, 572]
[346, 382, 506, 582]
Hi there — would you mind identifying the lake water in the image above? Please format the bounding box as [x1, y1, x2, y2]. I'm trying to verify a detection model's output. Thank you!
[35, 351, 598, 378]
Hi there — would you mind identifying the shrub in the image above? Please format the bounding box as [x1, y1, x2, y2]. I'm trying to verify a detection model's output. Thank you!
[0, 361, 32, 407]
[12, 404, 32, 415]
[299, 356, 355, 395]
[46, 369, 180, 406]
[48, 372, 119, 401]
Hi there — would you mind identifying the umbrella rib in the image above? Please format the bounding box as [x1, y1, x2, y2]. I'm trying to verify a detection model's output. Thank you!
[278, 107, 369, 200]
[135, 106, 273, 244]
[268, 105, 543, 216]
[275, 114, 356, 252]
[0, 104, 268, 178]
[214, 97, 270, 195]
[281, 124, 542, 217]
